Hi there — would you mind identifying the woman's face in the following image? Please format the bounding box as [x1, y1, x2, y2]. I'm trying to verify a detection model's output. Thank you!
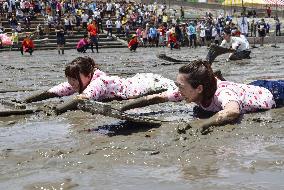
[176, 73, 203, 104]
[67, 73, 92, 93]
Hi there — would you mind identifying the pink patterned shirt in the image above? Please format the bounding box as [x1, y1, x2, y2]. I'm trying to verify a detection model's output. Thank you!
[48, 69, 181, 101]
[200, 80, 276, 113]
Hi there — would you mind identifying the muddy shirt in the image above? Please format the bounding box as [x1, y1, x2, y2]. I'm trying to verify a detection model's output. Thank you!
[200, 80, 276, 113]
[48, 69, 178, 101]
[220, 36, 248, 51]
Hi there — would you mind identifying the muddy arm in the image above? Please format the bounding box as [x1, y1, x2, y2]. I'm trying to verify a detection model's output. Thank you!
[179, 102, 240, 134]
[24, 91, 59, 103]
[120, 94, 168, 112]
[54, 98, 84, 115]
[206, 44, 235, 65]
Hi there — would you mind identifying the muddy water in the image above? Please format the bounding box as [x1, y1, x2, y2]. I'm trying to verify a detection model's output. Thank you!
[0, 45, 284, 190]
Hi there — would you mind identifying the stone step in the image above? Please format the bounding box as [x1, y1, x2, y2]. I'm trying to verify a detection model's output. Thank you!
[40, 38, 118, 43]
[3, 31, 116, 38]
[0, 44, 126, 51]
[3, 25, 135, 31]
[33, 41, 124, 46]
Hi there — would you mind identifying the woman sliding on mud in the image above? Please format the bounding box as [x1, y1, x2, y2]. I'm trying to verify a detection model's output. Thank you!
[23, 56, 179, 114]
[121, 60, 284, 133]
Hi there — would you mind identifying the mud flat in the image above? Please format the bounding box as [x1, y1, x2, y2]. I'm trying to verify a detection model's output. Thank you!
[0, 45, 284, 190]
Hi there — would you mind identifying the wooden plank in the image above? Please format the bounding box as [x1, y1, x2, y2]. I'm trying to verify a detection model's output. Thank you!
[78, 100, 166, 126]
[0, 109, 37, 117]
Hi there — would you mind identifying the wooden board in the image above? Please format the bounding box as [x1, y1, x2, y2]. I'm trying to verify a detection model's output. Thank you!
[78, 100, 165, 126]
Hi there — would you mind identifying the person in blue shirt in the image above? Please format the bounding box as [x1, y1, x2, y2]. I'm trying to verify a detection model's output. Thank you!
[148, 26, 158, 47]
[187, 22, 197, 48]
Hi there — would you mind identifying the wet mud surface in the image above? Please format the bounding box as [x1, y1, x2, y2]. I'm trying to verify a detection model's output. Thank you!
[0, 45, 284, 190]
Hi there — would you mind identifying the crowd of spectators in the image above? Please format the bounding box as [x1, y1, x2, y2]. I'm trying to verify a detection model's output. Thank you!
[0, 0, 282, 50]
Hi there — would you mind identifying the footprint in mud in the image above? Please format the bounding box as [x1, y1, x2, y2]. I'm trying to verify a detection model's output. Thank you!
[24, 178, 79, 190]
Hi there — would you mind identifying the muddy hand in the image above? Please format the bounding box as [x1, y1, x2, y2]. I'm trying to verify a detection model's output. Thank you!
[176, 123, 192, 134]
[39, 104, 58, 116]
[191, 121, 210, 135]
[177, 120, 212, 135]
[190, 119, 215, 135]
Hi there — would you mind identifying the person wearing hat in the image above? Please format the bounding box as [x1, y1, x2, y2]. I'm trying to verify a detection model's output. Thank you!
[220, 28, 251, 60]
[20, 33, 34, 55]
[128, 34, 139, 52]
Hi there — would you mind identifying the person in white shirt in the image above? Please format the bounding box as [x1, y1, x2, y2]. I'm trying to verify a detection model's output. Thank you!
[115, 18, 122, 35]
[220, 28, 251, 60]
[81, 12, 89, 29]
[93, 8, 100, 19]
[106, 2, 112, 17]
[115, 3, 120, 9]
[199, 24, 205, 46]
[106, 17, 113, 37]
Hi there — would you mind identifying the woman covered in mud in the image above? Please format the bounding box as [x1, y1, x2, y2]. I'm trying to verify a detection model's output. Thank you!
[122, 60, 284, 132]
[23, 56, 180, 114]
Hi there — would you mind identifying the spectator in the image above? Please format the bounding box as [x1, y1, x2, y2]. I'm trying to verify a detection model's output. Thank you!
[115, 17, 122, 35]
[87, 20, 99, 53]
[81, 11, 88, 29]
[128, 34, 139, 52]
[199, 24, 205, 46]
[77, 35, 89, 53]
[75, 12, 81, 32]
[275, 17, 281, 36]
[180, 6, 184, 19]
[16, 23, 22, 33]
[9, 15, 18, 30]
[257, 18, 266, 46]
[55, 24, 65, 54]
[36, 23, 44, 38]
[0, 23, 4, 33]
[106, 17, 113, 38]
[187, 22, 197, 48]
[16, 8, 24, 20]
[20, 33, 34, 55]
[266, 6, 271, 18]
[24, 15, 31, 31]
[11, 30, 19, 49]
